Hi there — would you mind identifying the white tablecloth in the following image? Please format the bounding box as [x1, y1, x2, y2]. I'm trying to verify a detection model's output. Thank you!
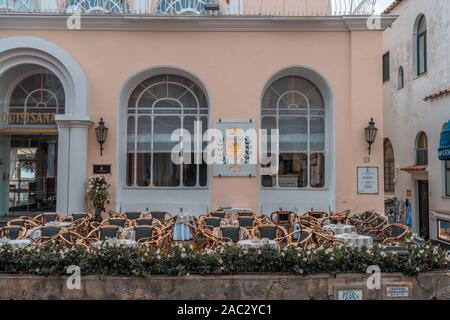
[45, 221, 72, 227]
[0, 239, 32, 248]
[324, 224, 356, 235]
[335, 233, 373, 247]
[237, 239, 279, 249]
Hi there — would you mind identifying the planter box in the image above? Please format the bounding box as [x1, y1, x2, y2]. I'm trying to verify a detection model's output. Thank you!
[0, 272, 449, 300]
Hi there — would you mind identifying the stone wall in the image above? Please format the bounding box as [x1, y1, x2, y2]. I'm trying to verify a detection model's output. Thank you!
[0, 272, 449, 300]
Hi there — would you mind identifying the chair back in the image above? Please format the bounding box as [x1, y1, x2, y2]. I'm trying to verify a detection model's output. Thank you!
[238, 211, 254, 217]
[309, 212, 327, 219]
[41, 226, 61, 238]
[259, 226, 277, 240]
[151, 211, 168, 221]
[134, 226, 153, 242]
[238, 217, 254, 228]
[390, 224, 408, 238]
[7, 219, 26, 227]
[42, 213, 58, 223]
[107, 218, 127, 228]
[72, 213, 88, 222]
[221, 227, 240, 242]
[205, 217, 221, 228]
[0, 226, 24, 240]
[210, 211, 226, 219]
[99, 226, 119, 240]
[125, 211, 141, 220]
[136, 217, 153, 226]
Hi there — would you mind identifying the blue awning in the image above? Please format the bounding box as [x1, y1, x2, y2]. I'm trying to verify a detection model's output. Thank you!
[439, 121, 450, 160]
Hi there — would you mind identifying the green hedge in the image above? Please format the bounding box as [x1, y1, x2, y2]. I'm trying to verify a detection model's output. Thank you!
[0, 241, 448, 277]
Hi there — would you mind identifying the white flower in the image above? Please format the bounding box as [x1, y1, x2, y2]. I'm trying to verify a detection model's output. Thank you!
[299, 269, 304, 274]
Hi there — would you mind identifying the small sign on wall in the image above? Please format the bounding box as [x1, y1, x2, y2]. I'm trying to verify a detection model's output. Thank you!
[384, 283, 412, 300]
[93, 164, 111, 175]
[334, 285, 365, 300]
[357, 166, 379, 195]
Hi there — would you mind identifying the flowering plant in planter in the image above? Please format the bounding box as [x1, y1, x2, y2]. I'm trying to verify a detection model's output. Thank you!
[0, 241, 447, 277]
[86, 176, 110, 219]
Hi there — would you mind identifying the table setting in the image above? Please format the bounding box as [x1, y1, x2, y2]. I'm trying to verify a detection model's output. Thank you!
[334, 232, 373, 247]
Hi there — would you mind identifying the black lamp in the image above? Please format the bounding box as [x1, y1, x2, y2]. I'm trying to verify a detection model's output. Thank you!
[95, 117, 108, 156]
[364, 118, 378, 155]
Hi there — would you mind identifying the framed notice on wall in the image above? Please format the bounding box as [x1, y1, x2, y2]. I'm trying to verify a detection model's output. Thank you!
[357, 166, 379, 195]
[214, 119, 256, 177]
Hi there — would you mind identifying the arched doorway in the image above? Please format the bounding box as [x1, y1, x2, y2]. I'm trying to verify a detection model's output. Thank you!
[0, 36, 91, 215]
[0, 65, 64, 214]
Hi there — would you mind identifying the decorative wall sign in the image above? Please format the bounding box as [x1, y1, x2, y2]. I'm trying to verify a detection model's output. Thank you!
[357, 166, 379, 195]
[93, 164, 111, 175]
[215, 120, 256, 177]
[384, 283, 412, 300]
[334, 285, 365, 300]
[0, 112, 56, 125]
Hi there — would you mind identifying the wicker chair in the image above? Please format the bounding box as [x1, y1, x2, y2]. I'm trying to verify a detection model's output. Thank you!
[363, 215, 388, 235]
[204, 217, 222, 229]
[0, 226, 26, 240]
[368, 223, 410, 245]
[35, 212, 60, 224]
[219, 226, 250, 243]
[125, 211, 142, 220]
[209, 211, 227, 219]
[135, 217, 154, 226]
[270, 210, 295, 233]
[102, 218, 129, 229]
[150, 211, 172, 221]
[251, 224, 291, 246]
[238, 216, 255, 229]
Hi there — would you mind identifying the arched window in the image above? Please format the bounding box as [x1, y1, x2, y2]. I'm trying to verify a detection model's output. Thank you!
[64, 0, 131, 13]
[261, 76, 325, 189]
[416, 132, 428, 166]
[0, 0, 38, 12]
[126, 74, 208, 188]
[415, 15, 427, 76]
[384, 139, 395, 193]
[8, 70, 65, 125]
[397, 66, 404, 90]
[156, 0, 221, 15]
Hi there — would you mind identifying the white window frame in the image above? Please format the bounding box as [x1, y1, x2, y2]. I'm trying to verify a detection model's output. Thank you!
[125, 74, 209, 190]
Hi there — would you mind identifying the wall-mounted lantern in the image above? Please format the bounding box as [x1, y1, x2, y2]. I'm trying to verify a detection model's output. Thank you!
[95, 117, 108, 156]
[364, 118, 378, 155]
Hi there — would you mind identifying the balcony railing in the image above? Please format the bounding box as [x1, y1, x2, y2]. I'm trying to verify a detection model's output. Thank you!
[0, 0, 377, 16]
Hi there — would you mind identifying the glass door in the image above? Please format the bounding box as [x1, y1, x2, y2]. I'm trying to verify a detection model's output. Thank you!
[8, 135, 57, 213]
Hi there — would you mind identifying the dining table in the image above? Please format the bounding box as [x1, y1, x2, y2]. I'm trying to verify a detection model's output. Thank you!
[0, 238, 32, 248]
[334, 233, 373, 247]
[324, 224, 356, 235]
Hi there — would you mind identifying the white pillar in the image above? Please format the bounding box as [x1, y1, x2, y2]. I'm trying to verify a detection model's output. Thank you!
[56, 119, 93, 215]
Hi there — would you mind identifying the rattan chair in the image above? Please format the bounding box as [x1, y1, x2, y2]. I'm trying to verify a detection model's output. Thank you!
[0, 226, 26, 240]
[125, 211, 142, 220]
[150, 211, 172, 221]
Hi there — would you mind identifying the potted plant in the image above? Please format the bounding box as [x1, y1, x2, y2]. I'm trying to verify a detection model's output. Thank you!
[87, 176, 110, 222]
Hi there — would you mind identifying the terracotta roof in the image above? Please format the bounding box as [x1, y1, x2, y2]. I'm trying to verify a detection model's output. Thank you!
[400, 165, 428, 173]
[383, 0, 406, 14]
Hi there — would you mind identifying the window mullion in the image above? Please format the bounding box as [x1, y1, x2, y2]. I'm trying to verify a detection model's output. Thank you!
[133, 115, 138, 187]
[150, 115, 154, 187]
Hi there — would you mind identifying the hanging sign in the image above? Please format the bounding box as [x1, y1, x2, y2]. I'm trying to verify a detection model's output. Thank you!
[357, 166, 379, 195]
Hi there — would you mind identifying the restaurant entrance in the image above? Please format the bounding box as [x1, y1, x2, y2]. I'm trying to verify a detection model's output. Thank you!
[418, 180, 430, 240]
[6, 135, 58, 214]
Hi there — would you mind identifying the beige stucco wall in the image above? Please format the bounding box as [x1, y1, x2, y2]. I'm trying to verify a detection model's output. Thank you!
[0, 26, 384, 215]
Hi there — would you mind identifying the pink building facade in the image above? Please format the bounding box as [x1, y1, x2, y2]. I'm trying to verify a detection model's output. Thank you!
[0, 0, 395, 216]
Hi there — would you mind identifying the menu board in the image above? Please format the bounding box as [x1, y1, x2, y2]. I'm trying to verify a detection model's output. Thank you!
[357, 166, 379, 194]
